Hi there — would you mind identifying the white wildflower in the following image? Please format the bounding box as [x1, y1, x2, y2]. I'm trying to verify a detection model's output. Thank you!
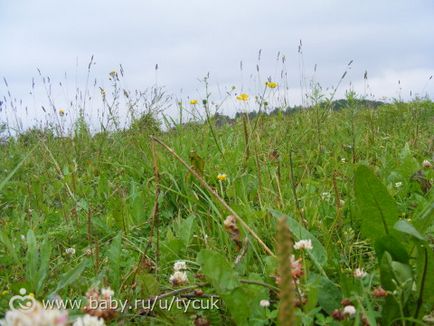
[1, 301, 68, 326]
[40, 308, 69, 325]
[422, 160, 432, 169]
[293, 239, 313, 250]
[341, 158, 346, 163]
[169, 271, 188, 286]
[20, 234, 26, 241]
[173, 261, 187, 271]
[353, 268, 367, 278]
[65, 248, 76, 256]
[321, 192, 331, 200]
[259, 299, 270, 308]
[343, 305, 356, 317]
[73, 314, 106, 326]
[394, 182, 403, 188]
[84, 248, 93, 256]
[100, 287, 114, 299]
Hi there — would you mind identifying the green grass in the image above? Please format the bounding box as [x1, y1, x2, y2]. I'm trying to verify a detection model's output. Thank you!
[0, 97, 433, 325]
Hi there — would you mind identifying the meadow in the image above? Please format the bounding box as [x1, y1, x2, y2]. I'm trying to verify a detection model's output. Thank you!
[0, 75, 433, 325]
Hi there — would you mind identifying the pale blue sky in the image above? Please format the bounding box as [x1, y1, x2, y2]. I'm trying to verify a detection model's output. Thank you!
[1, 0, 433, 129]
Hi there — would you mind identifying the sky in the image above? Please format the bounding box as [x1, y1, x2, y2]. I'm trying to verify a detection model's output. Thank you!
[1, 0, 433, 131]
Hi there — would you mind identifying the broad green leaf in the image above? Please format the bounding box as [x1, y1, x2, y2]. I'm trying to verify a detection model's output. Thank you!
[415, 245, 434, 318]
[25, 230, 38, 291]
[222, 280, 268, 326]
[36, 239, 52, 293]
[379, 252, 402, 325]
[136, 273, 160, 298]
[317, 276, 341, 314]
[380, 252, 396, 291]
[391, 261, 413, 304]
[354, 165, 399, 240]
[391, 261, 412, 285]
[107, 233, 122, 291]
[270, 210, 327, 266]
[394, 220, 426, 241]
[381, 296, 400, 326]
[197, 249, 239, 294]
[374, 235, 409, 264]
[221, 287, 250, 326]
[160, 239, 185, 264]
[53, 259, 89, 294]
[175, 215, 196, 246]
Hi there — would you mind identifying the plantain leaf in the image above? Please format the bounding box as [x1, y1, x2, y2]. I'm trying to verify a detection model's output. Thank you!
[197, 249, 239, 294]
[394, 220, 426, 241]
[36, 239, 52, 293]
[107, 233, 123, 291]
[354, 165, 399, 240]
[374, 235, 409, 264]
[25, 230, 38, 291]
[415, 245, 434, 318]
[52, 259, 89, 294]
[270, 210, 327, 267]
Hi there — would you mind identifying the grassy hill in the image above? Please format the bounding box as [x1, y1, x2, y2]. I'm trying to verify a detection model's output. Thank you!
[0, 99, 433, 325]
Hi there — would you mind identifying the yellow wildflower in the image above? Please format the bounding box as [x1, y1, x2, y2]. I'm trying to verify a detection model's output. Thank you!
[236, 93, 249, 102]
[266, 81, 278, 89]
[58, 108, 65, 116]
[109, 70, 117, 78]
[190, 99, 198, 105]
[217, 173, 227, 181]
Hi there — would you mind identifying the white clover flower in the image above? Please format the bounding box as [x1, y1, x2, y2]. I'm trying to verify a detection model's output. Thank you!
[40, 308, 68, 325]
[101, 287, 114, 299]
[259, 299, 270, 308]
[169, 271, 188, 286]
[73, 314, 106, 326]
[343, 305, 356, 317]
[1, 301, 68, 326]
[173, 261, 187, 271]
[422, 160, 432, 169]
[353, 268, 367, 278]
[65, 248, 76, 256]
[321, 192, 331, 200]
[293, 239, 313, 250]
[84, 248, 93, 256]
[394, 182, 403, 188]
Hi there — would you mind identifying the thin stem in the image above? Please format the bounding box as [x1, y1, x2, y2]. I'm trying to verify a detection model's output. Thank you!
[150, 136, 275, 257]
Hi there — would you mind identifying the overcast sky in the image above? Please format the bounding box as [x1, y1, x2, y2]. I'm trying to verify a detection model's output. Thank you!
[1, 0, 433, 130]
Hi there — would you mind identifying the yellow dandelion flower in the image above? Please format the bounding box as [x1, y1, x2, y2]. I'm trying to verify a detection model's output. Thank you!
[217, 173, 227, 181]
[190, 99, 198, 105]
[58, 108, 65, 116]
[236, 93, 249, 101]
[266, 81, 278, 89]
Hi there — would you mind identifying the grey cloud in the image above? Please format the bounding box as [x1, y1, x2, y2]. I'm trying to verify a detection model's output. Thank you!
[1, 0, 433, 127]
